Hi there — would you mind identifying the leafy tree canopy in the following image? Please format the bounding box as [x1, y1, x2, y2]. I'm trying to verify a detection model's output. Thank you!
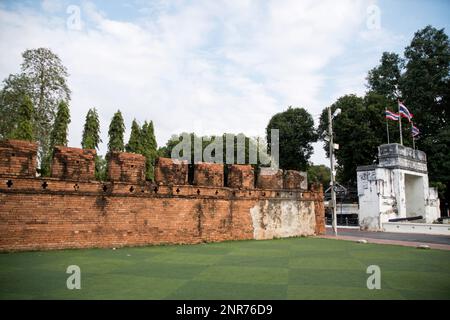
[266, 107, 317, 171]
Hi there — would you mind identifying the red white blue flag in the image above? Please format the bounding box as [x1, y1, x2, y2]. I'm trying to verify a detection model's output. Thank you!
[385, 110, 400, 121]
[412, 124, 420, 137]
[398, 101, 413, 122]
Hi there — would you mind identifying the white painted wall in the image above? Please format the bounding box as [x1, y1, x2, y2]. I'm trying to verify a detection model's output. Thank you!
[383, 222, 450, 235]
[357, 144, 440, 231]
[250, 199, 316, 239]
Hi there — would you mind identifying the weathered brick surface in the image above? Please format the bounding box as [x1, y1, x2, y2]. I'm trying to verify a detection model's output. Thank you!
[193, 162, 224, 187]
[227, 165, 254, 189]
[0, 139, 37, 177]
[283, 170, 308, 190]
[256, 168, 283, 189]
[154, 157, 189, 185]
[51, 146, 96, 180]
[0, 177, 324, 251]
[311, 183, 326, 235]
[108, 152, 146, 184]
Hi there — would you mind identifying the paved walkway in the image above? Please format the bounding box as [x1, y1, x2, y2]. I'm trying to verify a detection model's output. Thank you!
[319, 227, 450, 250]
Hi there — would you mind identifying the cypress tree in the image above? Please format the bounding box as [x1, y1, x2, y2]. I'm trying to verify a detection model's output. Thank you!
[81, 108, 101, 150]
[107, 110, 125, 152]
[49, 100, 71, 147]
[81, 108, 104, 180]
[126, 119, 142, 153]
[141, 120, 157, 180]
[40, 100, 70, 176]
[10, 95, 34, 141]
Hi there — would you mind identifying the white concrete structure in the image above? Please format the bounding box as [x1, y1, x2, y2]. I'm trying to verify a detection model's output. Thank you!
[357, 144, 440, 231]
[383, 222, 450, 236]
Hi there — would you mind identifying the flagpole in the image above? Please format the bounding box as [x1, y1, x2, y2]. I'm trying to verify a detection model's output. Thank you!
[411, 123, 416, 150]
[385, 108, 390, 144]
[398, 100, 403, 145]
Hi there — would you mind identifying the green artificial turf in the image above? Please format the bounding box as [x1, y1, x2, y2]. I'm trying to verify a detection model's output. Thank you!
[0, 237, 449, 300]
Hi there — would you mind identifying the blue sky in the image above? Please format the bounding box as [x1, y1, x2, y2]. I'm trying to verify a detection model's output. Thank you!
[0, 0, 449, 165]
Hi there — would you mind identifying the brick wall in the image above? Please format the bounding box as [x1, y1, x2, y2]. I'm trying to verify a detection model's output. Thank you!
[51, 146, 96, 180]
[0, 140, 325, 252]
[154, 157, 189, 185]
[0, 139, 37, 177]
[256, 168, 284, 189]
[284, 170, 308, 190]
[193, 162, 224, 187]
[107, 151, 146, 184]
[227, 164, 254, 189]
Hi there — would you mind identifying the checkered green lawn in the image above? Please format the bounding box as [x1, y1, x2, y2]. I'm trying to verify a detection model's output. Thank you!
[1, 238, 449, 300]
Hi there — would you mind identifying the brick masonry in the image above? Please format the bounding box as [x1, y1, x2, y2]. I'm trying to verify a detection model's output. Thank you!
[107, 151, 146, 184]
[154, 157, 189, 185]
[193, 162, 224, 187]
[51, 146, 96, 181]
[284, 170, 308, 190]
[256, 167, 284, 189]
[0, 141, 325, 252]
[0, 139, 37, 177]
[227, 164, 254, 189]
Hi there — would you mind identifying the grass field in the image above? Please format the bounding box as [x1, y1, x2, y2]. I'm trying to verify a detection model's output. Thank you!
[0, 237, 449, 300]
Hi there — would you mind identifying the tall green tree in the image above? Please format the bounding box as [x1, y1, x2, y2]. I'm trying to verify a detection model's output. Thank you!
[81, 108, 103, 181]
[266, 107, 317, 171]
[366, 52, 403, 100]
[49, 101, 71, 148]
[318, 93, 388, 186]
[400, 25, 450, 202]
[0, 48, 71, 167]
[10, 95, 34, 141]
[126, 119, 142, 154]
[41, 100, 70, 175]
[107, 110, 125, 153]
[140, 121, 157, 180]
[81, 108, 102, 150]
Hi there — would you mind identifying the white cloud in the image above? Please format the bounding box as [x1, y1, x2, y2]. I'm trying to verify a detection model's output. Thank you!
[0, 0, 377, 165]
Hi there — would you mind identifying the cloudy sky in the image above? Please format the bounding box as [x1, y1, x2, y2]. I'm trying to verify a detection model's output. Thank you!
[0, 0, 449, 165]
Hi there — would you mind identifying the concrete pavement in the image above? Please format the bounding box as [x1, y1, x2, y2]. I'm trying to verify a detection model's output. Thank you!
[320, 227, 450, 250]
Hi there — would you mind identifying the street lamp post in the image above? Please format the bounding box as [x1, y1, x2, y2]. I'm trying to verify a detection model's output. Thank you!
[327, 107, 340, 236]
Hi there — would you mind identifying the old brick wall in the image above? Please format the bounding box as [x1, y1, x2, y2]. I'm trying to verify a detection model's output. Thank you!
[283, 170, 308, 190]
[256, 168, 283, 189]
[154, 157, 189, 185]
[0, 179, 323, 251]
[0, 139, 37, 177]
[0, 140, 325, 251]
[51, 146, 96, 180]
[193, 162, 224, 187]
[108, 151, 146, 184]
[227, 165, 254, 189]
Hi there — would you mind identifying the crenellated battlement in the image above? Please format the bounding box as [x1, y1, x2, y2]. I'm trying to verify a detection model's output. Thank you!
[0, 139, 38, 177]
[51, 146, 96, 180]
[0, 139, 324, 252]
[0, 139, 310, 189]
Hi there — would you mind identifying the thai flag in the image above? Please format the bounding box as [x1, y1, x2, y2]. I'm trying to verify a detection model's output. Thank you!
[385, 110, 399, 121]
[398, 102, 413, 122]
[412, 124, 420, 137]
